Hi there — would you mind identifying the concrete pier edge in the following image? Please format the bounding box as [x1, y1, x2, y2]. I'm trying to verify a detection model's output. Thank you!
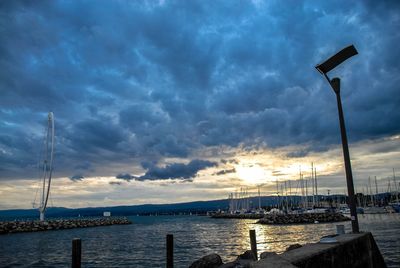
[190, 232, 387, 268]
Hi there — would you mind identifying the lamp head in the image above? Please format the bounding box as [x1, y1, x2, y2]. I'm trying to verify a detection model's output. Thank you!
[315, 45, 358, 74]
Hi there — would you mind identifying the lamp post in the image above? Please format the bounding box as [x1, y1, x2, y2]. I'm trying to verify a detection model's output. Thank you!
[315, 45, 359, 233]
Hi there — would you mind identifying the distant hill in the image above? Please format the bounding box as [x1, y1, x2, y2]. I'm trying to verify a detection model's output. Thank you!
[1, 192, 392, 220]
[0, 196, 280, 220]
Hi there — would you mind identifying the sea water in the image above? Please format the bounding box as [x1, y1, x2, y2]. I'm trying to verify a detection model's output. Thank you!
[0, 214, 399, 267]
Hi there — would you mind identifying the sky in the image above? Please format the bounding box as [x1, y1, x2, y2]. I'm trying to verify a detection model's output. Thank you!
[1, 0, 399, 209]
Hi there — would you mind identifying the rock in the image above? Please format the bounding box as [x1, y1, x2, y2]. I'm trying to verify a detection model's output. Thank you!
[233, 250, 257, 268]
[285, 244, 302, 251]
[189, 253, 223, 268]
[235, 259, 255, 268]
[259, 251, 277, 259]
[237, 250, 256, 261]
[219, 261, 243, 268]
[220, 259, 255, 268]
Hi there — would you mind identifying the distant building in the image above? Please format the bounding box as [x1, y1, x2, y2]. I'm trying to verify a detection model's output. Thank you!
[103, 211, 111, 217]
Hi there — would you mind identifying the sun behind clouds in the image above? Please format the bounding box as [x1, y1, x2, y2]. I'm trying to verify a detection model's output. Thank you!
[235, 163, 271, 185]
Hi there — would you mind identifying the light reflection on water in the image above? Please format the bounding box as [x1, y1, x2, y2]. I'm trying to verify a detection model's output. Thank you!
[0, 214, 399, 267]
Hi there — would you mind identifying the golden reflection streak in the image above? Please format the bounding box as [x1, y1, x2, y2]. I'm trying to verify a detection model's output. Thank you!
[222, 219, 343, 259]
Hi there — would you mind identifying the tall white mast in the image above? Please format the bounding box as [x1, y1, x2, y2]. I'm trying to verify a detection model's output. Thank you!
[39, 112, 55, 221]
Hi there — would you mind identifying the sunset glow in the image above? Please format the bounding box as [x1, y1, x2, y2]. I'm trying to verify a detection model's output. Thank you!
[235, 163, 268, 185]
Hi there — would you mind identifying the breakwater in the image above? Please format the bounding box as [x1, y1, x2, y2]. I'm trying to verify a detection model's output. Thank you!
[0, 217, 132, 234]
[211, 213, 264, 219]
[210, 212, 350, 224]
[258, 213, 350, 224]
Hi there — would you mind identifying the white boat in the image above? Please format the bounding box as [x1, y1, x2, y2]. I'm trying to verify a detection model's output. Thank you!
[363, 206, 388, 214]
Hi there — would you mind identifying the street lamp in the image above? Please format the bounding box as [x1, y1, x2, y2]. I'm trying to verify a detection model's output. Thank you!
[315, 44, 359, 233]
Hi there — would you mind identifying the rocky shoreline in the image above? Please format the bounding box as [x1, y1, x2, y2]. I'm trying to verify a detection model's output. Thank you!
[0, 217, 132, 234]
[211, 214, 265, 219]
[257, 212, 350, 225]
[190, 247, 297, 268]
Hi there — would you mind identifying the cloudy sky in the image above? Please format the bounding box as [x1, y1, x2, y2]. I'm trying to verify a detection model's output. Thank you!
[1, 0, 399, 209]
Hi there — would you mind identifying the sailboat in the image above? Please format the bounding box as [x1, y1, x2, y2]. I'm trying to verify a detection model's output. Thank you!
[389, 169, 400, 213]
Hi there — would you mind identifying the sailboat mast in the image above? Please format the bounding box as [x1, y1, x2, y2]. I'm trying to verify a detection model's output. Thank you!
[281, 181, 284, 210]
[289, 180, 292, 209]
[314, 168, 318, 207]
[311, 163, 315, 207]
[299, 166, 304, 208]
[368, 176, 374, 206]
[305, 178, 308, 209]
[394, 168, 399, 204]
[276, 178, 279, 209]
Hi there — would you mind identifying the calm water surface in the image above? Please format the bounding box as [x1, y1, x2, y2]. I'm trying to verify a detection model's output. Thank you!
[0, 214, 399, 267]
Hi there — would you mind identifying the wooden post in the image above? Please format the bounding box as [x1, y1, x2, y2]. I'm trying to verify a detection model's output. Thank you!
[249, 230, 257, 260]
[166, 234, 173, 268]
[72, 238, 81, 268]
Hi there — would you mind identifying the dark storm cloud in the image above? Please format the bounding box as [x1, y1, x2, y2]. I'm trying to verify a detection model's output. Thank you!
[213, 168, 236, 176]
[67, 118, 127, 152]
[69, 175, 84, 182]
[272, 170, 286, 176]
[109, 181, 122, 185]
[286, 149, 310, 158]
[136, 159, 217, 181]
[221, 159, 239, 165]
[1, 0, 400, 179]
[116, 173, 135, 182]
[74, 161, 93, 171]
